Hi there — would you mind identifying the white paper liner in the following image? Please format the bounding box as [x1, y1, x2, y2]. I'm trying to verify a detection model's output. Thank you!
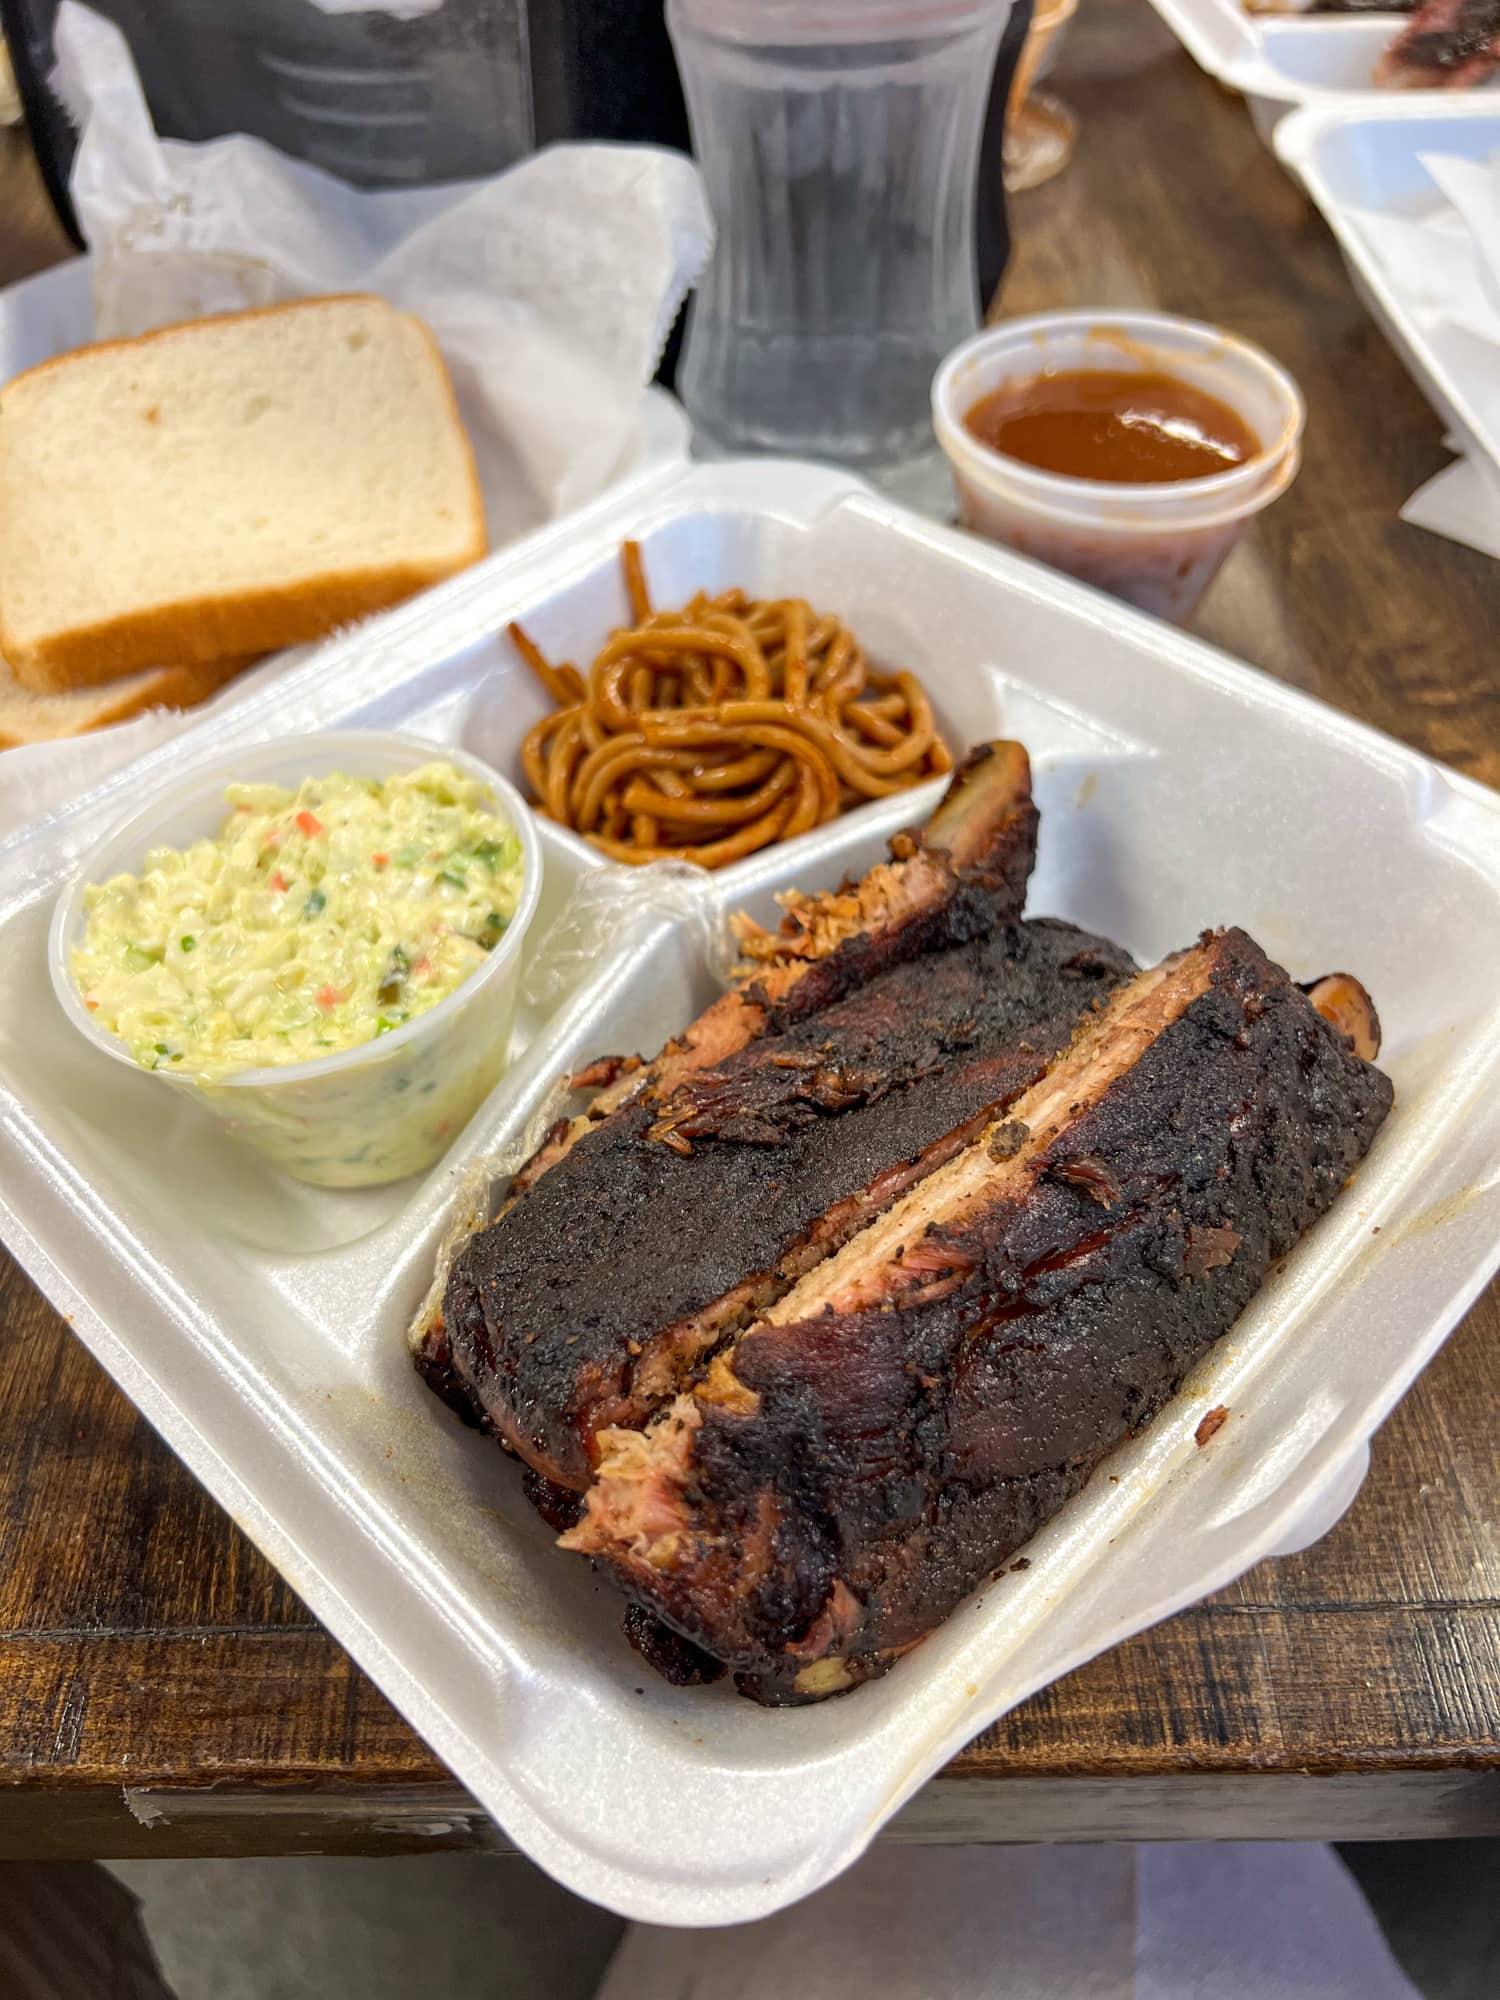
[524, 859, 736, 1011]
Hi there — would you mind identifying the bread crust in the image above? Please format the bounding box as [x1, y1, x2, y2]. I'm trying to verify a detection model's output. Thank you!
[0, 295, 488, 690]
[0, 291, 447, 407]
[0, 651, 255, 748]
[5, 554, 482, 692]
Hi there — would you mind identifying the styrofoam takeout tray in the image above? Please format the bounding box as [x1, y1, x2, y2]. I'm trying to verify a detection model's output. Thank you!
[2, 458, 1500, 1924]
[1144, 0, 1500, 145]
[1276, 105, 1500, 481]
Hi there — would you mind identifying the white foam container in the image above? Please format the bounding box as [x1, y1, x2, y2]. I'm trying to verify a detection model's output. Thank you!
[1276, 104, 1500, 482]
[1144, 0, 1500, 146]
[3, 457, 1500, 1925]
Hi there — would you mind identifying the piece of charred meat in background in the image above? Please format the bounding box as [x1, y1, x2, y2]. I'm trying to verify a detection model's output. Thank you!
[1376, 0, 1500, 86]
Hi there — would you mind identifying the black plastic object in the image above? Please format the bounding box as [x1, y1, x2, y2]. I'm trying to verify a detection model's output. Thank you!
[1, 0, 82, 243]
[1, 0, 694, 245]
[1, 0, 538, 225]
[979, 0, 1034, 310]
[529, 0, 690, 152]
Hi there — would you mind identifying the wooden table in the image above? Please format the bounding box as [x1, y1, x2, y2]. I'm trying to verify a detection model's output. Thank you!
[2, 5, 1498, 1860]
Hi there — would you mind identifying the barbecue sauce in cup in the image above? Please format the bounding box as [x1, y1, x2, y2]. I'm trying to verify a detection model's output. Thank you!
[964, 368, 1261, 484]
[933, 313, 1305, 623]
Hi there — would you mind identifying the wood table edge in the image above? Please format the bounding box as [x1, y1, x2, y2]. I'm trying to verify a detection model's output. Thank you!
[2, 1769, 1497, 1861]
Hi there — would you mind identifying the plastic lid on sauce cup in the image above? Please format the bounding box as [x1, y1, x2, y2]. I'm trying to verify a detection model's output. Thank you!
[932, 310, 1306, 534]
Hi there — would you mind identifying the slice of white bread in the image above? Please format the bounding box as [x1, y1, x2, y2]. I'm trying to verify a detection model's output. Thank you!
[0, 651, 255, 749]
[0, 295, 486, 693]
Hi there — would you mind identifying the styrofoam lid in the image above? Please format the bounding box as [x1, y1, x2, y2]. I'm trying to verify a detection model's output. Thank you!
[667, 0, 1010, 43]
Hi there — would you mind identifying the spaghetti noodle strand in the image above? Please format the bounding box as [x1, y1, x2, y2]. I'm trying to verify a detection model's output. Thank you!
[508, 546, 950, 867]
[623, 540, 653, 623]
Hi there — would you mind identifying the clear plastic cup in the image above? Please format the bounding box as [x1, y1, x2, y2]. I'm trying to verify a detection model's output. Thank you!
[49, 731, 543, 1190]
[931, 310, 1306, 622]
[667, 0, 1013, 474]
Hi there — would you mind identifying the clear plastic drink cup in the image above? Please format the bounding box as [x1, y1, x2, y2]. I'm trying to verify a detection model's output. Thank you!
[669, 0, 1015, 476]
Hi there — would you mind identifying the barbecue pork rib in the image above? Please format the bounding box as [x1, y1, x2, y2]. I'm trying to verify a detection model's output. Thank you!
[442, 917, 1136, 1490]
[562, 928, 1393, 1702]
[421, 746, 1039, 1421]
[1376, 0, 1500, 85]
[521, 739, 1040, 1195]
[412, 741, 1038, 1417]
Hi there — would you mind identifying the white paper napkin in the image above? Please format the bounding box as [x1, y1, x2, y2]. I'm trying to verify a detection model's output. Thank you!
[1420, 150, 1500, 332]
[0, 5, 711, 836]
[1401, 442, 1500, 560]
[1351, 206, 1498, 345]
[1351, 150, 1500, 560]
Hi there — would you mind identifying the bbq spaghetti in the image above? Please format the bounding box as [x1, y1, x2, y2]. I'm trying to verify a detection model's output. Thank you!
[512, 543, 952, 868]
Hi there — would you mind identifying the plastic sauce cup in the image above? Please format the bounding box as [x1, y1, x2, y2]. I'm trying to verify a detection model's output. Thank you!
[49, 731, 543, 1190]
[932, 310, 1306, 622]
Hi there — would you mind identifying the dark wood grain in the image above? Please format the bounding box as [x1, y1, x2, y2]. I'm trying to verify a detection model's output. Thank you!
[1, 4, 1498, 1857]
[0, 128, 69, 289]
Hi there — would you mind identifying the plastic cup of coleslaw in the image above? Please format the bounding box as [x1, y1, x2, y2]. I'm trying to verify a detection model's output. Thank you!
[49, 731, 543, 1189]
[932, 310, 1305, 623]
